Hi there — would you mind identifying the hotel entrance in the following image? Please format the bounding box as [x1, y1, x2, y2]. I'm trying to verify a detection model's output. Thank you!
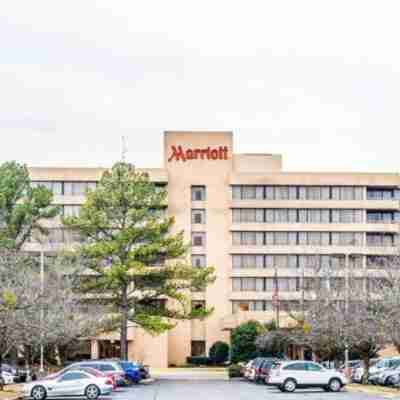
[98, 340, 121, 359]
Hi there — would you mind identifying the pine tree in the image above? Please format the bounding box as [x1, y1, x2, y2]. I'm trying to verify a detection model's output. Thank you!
[64, 162, 215, 359]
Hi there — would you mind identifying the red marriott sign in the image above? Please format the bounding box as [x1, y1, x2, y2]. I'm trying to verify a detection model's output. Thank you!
[168, 145, 229, 162]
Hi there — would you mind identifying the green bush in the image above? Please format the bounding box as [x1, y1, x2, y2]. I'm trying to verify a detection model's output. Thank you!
[228, 364, 242, 378]
[231, 320, 265, 363]
[209, 341, 230, 365]
[186, 356, 211, 366]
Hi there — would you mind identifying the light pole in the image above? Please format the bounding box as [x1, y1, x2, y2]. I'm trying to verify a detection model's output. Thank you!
[39, 249, 44, 375]
[344, 252, 350, 379]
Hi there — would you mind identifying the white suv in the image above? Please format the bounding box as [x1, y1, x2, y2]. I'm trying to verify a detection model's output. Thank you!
[268, 361, 348, 393]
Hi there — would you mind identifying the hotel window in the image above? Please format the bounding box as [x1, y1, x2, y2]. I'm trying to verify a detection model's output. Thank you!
[192, 300, 206, 311]
[31, 181, 63, 195]
[367, 211, 399, 223]
[192, 255, 206, 268]
[232, 232, 264, 246]
[232, 254, 265, 269]
[366, 255, 395, 269]
[232, 278, 264, 292]
[232, 278, 300, 292]
[331, 232, 363, 246]
[191, 341, 206, 357]
[191, 186, 206, 201]
[192, 232, 206, 247]
[331, 186, 364, 200]
[232, 301, 274, 313]
[63, 205, 81, 217]
[366, 233, 395, 247]
[192, 209, 206, 224]
[367, 188, 396, 200]
[64, 181, 97, 196]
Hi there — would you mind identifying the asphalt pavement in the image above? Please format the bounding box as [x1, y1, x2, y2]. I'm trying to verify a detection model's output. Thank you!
[110, 378, 392, 400]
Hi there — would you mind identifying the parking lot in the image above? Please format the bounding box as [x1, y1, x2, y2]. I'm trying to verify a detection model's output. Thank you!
[110, 376, 389, 400]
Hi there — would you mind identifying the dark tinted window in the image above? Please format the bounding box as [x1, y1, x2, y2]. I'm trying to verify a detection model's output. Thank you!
[283, 363, 307, 371]
[78, 363, 97, 369]
[390, 359, 400, 368]
[98, 364, 116, 372]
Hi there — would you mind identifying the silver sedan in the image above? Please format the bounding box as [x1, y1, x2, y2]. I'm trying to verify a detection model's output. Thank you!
[24, 370, 113, 400]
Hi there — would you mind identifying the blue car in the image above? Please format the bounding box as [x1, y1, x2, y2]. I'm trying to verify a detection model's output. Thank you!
[118, 361, 142, 384]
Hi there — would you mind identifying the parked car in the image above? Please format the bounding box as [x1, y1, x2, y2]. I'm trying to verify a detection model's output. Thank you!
[1, 364, 33, 383]
[71, 361, 126, 386]
[338, 360, 360, 377]
[368, 358, 400, 385]
[248, 358, 270, 383]
[1, 370, 16, 385]
[377, 365, 400, 386]
[243, 360, 255, 380]
[268, 361, 348, 393]
[117, 361, 141, 384]
[258, 358, 279, 384]
[352, 359, 380, 383]
[23, 370, 113, 400]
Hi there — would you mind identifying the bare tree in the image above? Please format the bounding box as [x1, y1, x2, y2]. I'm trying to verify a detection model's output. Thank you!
[0, 252, 104, 371]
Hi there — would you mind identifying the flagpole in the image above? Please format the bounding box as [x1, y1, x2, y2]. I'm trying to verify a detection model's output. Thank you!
[274, 267, 280, 329]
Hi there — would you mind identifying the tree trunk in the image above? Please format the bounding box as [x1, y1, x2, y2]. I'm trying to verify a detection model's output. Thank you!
[120, 286, 129, 360]
[0, 350, 3, 391]
[362, 356, 370, 384]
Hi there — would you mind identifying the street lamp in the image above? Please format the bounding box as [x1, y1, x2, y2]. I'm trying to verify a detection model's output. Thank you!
[39, 250, 44, 375]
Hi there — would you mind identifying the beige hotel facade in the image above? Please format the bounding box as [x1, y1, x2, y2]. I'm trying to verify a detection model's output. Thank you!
[26, 131, 400, 367]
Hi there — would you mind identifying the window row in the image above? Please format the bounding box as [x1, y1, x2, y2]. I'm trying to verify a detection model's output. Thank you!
[366, 211, 400, 223]
[232, 300, 301, 313]
[232, 254, 363, 269]
[232, 231, 367, 246]
[31, 181, 97, 196]
[366, 233, 396, 247]
[232, 185, 364, 200]
[232, 208, 364, 224]
[61, 205, 82, 217]
[232, 277, 369, 292]
[232, 277, 299, 292]
[29, 228, 84, 244]
[367, 188, 400, 200]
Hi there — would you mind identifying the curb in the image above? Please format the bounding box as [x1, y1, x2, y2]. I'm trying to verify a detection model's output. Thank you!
[141, 378, 155, 385]
[0, 393, 22, 400]
[347, 384, 400, 399]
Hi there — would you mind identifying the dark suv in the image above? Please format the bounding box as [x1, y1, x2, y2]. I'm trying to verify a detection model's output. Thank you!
[250, 358, 278, 383]
[259, 358, 279, 384]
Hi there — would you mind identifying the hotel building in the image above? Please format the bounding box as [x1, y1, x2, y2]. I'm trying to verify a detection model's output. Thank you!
[26, 131, 400, 367]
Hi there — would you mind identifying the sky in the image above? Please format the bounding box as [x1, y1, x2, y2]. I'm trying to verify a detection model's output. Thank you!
[0, 1, 399, 172]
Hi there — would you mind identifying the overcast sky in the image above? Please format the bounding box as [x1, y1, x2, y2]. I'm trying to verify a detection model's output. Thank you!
[1, 1, 399, 172]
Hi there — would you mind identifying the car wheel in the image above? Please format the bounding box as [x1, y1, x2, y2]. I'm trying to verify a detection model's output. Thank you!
[328, 378, 342, 392]
[283, 379, 297, 393]
[31, 385, 47, 400]
[85, 384, 100, 400]
[278, 385, 285, 392]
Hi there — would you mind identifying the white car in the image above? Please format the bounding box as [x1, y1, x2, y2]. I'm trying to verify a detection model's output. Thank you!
[268, 361, 348, 393]
[1, 371, 16, 385]
[23, 370, 113, 400]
